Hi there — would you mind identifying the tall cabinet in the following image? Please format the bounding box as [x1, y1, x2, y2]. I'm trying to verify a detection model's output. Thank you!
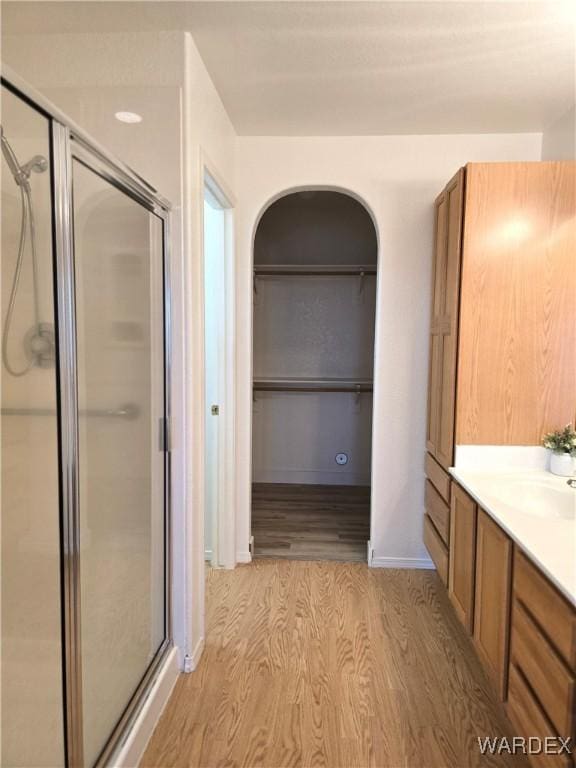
[423, 162, 576, 734]
[424, 161, 576, 586]
[426, 168, 464, 471]
[424, 167, 465, 585]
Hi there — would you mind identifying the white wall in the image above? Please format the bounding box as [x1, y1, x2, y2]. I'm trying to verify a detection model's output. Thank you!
[235, 133, 542, 566]
[255, 192, 377, 265]
[541, 105, 576, 160]
[253, 391, 374, 485]
[2, 22, 237, 675]
[253, 275, 376, 485]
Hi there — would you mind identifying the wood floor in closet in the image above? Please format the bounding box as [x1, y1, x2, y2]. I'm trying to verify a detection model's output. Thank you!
[141, 560, 526, 768]
[251, 483, 370, 562]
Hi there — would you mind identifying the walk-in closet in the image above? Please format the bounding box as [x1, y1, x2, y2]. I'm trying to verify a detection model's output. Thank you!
[252, 190, 378, 561]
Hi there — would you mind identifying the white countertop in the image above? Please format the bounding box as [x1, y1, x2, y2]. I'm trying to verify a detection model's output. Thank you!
[449, 467, 576, 606]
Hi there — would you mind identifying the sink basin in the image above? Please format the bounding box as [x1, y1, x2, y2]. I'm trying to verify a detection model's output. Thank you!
[493, 480, 575, 520]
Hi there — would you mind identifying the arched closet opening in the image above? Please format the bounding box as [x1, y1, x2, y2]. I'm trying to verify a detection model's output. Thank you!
[252, 190, 378, 561]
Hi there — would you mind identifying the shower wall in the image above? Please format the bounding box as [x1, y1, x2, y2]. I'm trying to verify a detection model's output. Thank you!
[1, 89, 64, 766]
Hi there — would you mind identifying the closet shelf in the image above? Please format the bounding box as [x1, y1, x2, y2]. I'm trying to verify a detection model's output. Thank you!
[253, 264, 377, 276]
[253, 377, 373, 393]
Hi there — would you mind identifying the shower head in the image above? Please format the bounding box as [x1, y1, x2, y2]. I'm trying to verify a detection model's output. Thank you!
[21, 155, 49, 177]
[1, 126, 47, 188]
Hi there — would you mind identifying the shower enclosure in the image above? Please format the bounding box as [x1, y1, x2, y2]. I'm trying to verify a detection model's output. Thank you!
[1, 78, 172, 767]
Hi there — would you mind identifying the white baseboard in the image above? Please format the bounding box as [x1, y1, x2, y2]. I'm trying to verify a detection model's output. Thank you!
[236, 533, 255, 564]
[112, 646, 179, 767]
[367, 540, 374, 566]
[370, 555, 435, 569]
[204, 548, 212, 561]
[183, 636, 205, 673]
[253, 469, 370, 485]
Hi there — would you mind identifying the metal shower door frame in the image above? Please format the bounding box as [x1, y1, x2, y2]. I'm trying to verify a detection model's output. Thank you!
[2, 74, 173, 768]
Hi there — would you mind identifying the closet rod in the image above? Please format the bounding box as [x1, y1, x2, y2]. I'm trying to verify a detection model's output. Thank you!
[253, 379, 373, 393]
[253, 265, 377, 276]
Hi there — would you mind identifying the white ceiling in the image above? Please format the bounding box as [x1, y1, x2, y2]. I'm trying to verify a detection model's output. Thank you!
[3, 1, 575, 135]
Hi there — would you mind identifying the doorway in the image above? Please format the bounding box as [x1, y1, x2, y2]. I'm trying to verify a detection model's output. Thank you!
[251, 190, 378, 561]
[203, 170, 235, 569]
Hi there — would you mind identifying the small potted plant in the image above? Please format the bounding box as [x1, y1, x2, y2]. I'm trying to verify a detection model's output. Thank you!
[543, 424, 576, 476]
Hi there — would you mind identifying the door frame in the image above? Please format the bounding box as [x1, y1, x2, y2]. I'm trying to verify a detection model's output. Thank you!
[246, 184, 381, 562]
[202, 156, 236, 570]
[1, 72, 173, 768]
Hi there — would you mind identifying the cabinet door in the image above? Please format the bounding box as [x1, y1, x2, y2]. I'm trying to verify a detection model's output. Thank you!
[448, 483, 477, 633]
[426, 168, 465, 469]
[473, 509, 513, 700]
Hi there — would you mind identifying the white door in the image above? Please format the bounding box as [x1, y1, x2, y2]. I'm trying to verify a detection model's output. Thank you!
[204, 187, 226, 566]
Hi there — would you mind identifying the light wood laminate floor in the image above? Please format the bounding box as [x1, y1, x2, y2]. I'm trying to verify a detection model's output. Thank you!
[252, 484, 370, 562]
[141, 560, 526, 768]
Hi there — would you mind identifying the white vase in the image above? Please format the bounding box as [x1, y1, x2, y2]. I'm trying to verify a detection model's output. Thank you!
[549, 451, 575, 477]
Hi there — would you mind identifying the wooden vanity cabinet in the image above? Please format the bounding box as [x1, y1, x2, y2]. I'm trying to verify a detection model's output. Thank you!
[441, 479, 576, 765]
[423, 162, 575, 720]
[424, 162, 575, 586]
[448, 484, 477, 634]
[423, 514, 448, 586]
[473, 509, 513, 701]
[424, 455, 451, 585]
[448, 485, 513, 700]
[507, 551, 576, 766]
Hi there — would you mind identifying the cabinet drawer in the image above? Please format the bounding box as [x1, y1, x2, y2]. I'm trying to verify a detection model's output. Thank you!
[514, 550, 576, 670]
[424, 514, 448, 586]
[425, 480, 450, 545]
[425, 452, 451, 503]
[511, 601, 575, 738]
[507, 664, 573, 768]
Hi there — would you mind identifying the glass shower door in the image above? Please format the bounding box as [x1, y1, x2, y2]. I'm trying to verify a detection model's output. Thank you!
[1, 82, 65, 768]
[71, 154, 167, 766]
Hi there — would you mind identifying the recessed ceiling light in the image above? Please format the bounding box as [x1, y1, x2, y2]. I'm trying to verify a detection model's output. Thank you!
[115, 111, 142, 124]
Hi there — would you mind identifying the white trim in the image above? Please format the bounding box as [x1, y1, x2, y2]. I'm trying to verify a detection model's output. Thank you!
[202, 150, 236, 209]
[370, 556, 435, 569]
[246, 185, 380, 559]
[183, 636, 205, 673]
[236, 550, 252, 564]
[367, 541, 374, 566]
[111, 647, 179, 768]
